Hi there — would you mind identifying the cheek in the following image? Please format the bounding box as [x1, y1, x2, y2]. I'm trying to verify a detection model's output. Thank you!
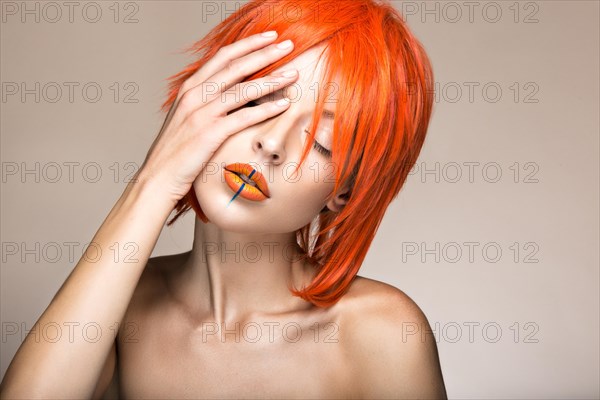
[281, 166, 335, 212]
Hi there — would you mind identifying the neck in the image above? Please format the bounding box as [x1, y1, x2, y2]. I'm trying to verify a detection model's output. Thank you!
[175, 217, 316, 324]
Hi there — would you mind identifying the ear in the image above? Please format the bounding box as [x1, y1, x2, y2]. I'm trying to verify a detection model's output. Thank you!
[323, 187, 351, 213]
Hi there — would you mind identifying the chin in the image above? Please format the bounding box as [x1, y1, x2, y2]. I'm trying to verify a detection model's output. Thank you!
[195, 192, 267, 233]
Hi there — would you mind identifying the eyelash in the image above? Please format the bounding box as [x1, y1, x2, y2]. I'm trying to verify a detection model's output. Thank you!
[245, 101, 332, 158]
[304, 129, 332, 158]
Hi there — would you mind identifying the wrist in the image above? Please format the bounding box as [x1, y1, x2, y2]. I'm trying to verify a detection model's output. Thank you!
[119, 170, 179, 220]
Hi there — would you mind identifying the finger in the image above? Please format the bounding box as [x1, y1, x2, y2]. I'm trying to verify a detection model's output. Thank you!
[205, 39, 295, 94]
[217, 98, 292, 137]
[183, 31, 280, 94]
[206, 71, 298, 115]
[172, 34, 291, 126]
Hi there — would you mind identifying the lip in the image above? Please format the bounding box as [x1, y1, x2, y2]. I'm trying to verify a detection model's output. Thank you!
[223, 163, 271, 202]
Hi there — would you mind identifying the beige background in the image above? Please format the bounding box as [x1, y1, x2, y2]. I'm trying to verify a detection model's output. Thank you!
[1, 1, 598, 398]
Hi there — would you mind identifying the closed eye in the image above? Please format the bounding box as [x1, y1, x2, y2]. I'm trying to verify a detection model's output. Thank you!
[304, 129, 332, 158]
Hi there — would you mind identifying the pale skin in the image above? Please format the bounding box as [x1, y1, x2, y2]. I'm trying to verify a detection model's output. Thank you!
[0, 32, 447, 399]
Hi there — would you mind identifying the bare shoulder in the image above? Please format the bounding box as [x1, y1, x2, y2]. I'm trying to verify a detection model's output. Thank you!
[343, 275, 423, 312]
[340, 275, 448, 399]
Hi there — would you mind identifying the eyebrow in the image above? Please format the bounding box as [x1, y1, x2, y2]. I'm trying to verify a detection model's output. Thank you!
[322, 109, 335, 119]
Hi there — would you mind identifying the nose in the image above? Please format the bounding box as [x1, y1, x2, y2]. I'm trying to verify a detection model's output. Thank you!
[252, 119, 294, 165]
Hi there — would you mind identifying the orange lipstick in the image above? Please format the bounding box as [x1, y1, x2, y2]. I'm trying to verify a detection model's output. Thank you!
[223, 163, 270, 202]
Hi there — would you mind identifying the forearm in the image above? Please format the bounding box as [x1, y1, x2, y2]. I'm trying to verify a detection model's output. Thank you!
[0, 173, 175, 398]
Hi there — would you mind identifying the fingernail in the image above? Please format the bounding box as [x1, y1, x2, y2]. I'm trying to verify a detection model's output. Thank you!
[276, 40, 293, 49]
[280, 69, 297, 78]
[261, 31, 277, 38]
[275, 98, 290, 107]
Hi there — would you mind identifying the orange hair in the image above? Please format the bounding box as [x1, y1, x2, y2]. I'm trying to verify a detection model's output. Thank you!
[161, 0, 434, 308]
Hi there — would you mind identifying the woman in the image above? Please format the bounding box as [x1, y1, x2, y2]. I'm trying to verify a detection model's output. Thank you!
[1, 0, 447, 398]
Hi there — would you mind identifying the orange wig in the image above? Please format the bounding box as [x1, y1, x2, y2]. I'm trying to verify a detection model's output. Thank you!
[161, 0, 434, 308]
